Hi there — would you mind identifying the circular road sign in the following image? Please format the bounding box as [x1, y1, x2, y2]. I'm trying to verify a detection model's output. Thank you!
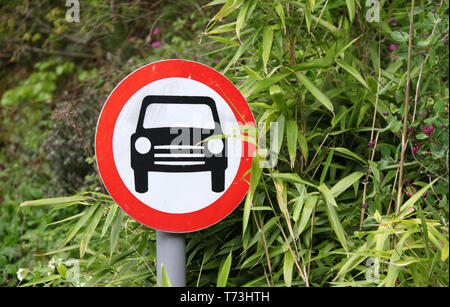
[95, 60, 255, 233]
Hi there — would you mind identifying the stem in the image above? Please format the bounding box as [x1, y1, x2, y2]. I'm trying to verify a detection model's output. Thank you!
[360, 29, 381, 230]
[396, 0, 415, 214]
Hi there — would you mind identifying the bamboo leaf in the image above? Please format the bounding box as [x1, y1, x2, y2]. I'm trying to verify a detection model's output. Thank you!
[246, 71, 292, 96]
[398, 179, 438, 218]
[296, 73, 334, 113]
[235, 0, 250, 40]
[384, 229, 416, 287]
[275, 2, 286, 33]
[269, 84, 287, 115]
[101, 203, 118, 238]
[320, 148, 334, 185]
[298, 133, 308, 163]
[62, 204, 99, 247]
[80, 205, 105, 258]
[272, 173, 317, 188]
[330, 172, 365, 198]
[296, 194, 318, 235]
[20, 196, 86, 207]
[212, 0, 243, 21]
[20, 275, 61, 287]
[346, 0, 355, 23]
[262, 25, 274, 75]
[217, 251, 232, 287]
[336, 61, 369, 89]
[160, 264, 172, 287]
[243, 155, 263, 234]
[110, 209, 124, 260]
[318, 184, 349, 253]
[334, 147, 367, 165]
[286, 120, 298, 169]
[283, 250, 294, 287]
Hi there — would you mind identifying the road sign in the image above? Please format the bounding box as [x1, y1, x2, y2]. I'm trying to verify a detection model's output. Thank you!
[95, 60, 255, 233]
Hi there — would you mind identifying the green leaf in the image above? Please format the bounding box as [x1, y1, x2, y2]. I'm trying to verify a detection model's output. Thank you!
[160, 264, 172, 287]
[63, 204, 99, 247]
[336, 61, 369, 89]
[80, 205, 105, 258]
[298, 133, 308, 163]
[286, 120, 298, 169]
[243, 155, 263, 234]
[330, 172, 365, 198]
[296, 73, 334, 113]
[346, 0, 355, 23]
[20, 275, 61, 287]
[101, 203, 118, 238]
[20, 196, 86, 207]
[275, 2, 286, 33]
[391, 30, 409, 42]
[262, 25, 274, 75]
[210, 36, 240, 47]
[320, 149, 334, 185]
[283, 250, 294, 287]
[384, 229, 416, 286]
[272, 173, 317, 188]
[217, 251, 232, 287]
[296, 194, 318, 235]
[236, 0, 250, 40]
[110, 209, 124, 260]
[275, 113, 285, 155]
[269, 84, 287, 115]
[318, 184, 349, 253]
[416, 133, 428, 140]
[212, 0, 243, 21]
[398, 179, 438, 218]
[223, 36, 250, 73]
[246, 71, 292, 96]
[334, 147, 366, 165]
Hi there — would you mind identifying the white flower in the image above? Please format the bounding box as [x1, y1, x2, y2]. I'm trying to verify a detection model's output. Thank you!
[48, 257, 56, 269]
[16, 268, 26, 281]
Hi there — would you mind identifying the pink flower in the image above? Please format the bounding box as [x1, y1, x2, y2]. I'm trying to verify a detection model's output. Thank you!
[153, 27, 160, 36]
[423, 124, 435, 137]
[151, 41, 161, 48]
[411, 144, 421, 155]
[389, 42, 400, 51]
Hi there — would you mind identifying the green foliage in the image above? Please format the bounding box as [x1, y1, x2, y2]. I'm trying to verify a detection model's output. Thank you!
[1, 0, 448, 287]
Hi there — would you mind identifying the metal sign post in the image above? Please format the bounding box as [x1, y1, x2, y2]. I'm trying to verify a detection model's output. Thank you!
[156, 231, 186, 287]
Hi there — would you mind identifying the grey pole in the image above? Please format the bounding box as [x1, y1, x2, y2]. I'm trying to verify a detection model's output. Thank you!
[156, 230, 186, 287]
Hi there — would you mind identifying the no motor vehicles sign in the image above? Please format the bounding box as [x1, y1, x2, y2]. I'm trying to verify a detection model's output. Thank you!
[95, 60, 255, 233]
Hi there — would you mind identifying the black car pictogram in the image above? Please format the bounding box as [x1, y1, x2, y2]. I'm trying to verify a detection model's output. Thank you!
[131, 95, 227, 193]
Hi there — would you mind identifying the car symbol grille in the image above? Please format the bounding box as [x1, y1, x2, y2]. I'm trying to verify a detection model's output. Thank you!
[152, 145, 205, 165]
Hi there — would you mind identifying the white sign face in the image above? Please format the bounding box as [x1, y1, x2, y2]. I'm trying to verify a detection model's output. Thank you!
[96, 60, 255, 232]
[112, 78, 242, 214]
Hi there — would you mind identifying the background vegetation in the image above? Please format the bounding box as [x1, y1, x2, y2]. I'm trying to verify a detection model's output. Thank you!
[0, 0, 448, 287]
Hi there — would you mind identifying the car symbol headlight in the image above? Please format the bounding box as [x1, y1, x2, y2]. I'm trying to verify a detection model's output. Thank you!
[207, 139, 224, 155]
[135, 137, 151, 154]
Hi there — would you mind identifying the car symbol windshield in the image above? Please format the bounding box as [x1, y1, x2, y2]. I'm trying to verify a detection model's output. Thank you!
[143, 103, 216, 129]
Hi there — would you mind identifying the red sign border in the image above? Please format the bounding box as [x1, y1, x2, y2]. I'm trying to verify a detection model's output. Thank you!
[95, 60, 255, 233]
